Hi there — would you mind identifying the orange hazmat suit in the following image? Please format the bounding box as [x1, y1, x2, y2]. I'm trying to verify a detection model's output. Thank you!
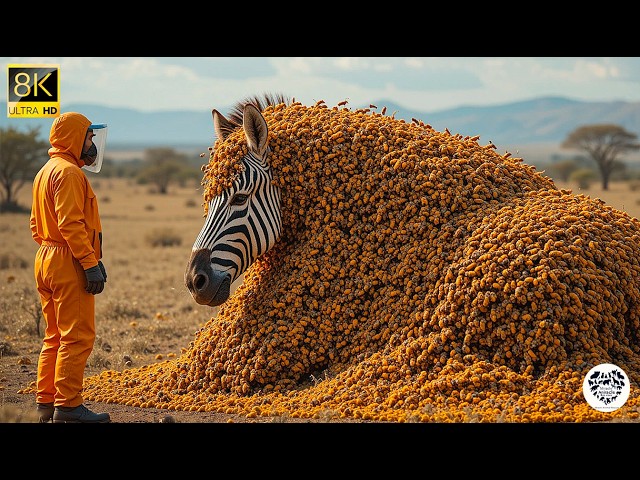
[30, 112, 103, 408]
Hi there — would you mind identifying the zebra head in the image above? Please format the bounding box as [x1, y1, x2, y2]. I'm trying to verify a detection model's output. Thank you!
[185, 103, 282, 306]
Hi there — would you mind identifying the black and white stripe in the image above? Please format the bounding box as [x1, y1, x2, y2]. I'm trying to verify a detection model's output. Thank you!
[192, 152, 282, 283]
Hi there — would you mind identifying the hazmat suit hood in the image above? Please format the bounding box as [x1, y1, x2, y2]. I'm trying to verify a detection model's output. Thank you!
[48, 112, 92, 169]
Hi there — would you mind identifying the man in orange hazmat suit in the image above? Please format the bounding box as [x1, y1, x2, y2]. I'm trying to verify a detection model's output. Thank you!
[30, 112, 111, 423]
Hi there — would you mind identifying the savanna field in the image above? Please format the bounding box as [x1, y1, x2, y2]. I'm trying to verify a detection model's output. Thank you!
[2, 165, 640, 422]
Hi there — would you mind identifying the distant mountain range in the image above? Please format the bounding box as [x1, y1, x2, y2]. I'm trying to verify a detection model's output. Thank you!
[3, 96, 640, 157]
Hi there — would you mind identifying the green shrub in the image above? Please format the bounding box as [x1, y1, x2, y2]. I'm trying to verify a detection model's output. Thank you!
[569, 168, 598, 189]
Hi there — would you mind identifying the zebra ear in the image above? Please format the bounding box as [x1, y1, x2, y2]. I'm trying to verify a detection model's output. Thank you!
[242, 104, 269, 158]
[212, 109, 235, 141]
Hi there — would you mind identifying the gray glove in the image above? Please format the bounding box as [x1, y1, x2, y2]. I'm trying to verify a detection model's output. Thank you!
[98, 260, 107, 282]
[85, 264, 106, 295]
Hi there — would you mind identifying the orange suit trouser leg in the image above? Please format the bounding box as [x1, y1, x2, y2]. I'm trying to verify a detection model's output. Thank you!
[34, 244, 96, 408]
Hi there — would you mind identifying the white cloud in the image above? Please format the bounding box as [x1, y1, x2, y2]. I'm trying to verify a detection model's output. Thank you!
[2, 57, 639, 113]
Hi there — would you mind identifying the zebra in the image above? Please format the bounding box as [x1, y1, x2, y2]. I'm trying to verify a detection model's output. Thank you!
[184, 95, 285, 306]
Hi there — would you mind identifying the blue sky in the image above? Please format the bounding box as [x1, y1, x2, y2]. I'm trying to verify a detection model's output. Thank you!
[2, 57, 639, 113]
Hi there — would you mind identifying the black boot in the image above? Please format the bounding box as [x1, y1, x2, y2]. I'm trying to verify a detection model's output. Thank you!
[53, 404, 110, 423]
[37, 402, 54, 423]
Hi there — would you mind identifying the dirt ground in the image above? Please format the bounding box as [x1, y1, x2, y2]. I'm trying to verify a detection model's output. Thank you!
[0, 339, 370, 424]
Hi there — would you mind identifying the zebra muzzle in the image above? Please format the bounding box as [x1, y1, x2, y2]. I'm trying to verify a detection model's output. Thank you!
[185, 250, 232, 307]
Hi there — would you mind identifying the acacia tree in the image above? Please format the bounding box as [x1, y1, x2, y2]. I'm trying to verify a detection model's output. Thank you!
[561, 124, 640, 190]
[0, 126, 48, 212]
[138, 147, 189, 194]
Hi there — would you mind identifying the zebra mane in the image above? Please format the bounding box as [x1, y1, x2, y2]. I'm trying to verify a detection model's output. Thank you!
[225, 93, 292, 128]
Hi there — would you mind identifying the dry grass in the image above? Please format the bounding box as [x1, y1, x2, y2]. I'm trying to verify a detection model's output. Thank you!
[2, 175, 640, 422]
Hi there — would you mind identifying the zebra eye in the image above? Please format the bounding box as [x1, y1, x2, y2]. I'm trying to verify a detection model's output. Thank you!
[231, 193, 249, 206]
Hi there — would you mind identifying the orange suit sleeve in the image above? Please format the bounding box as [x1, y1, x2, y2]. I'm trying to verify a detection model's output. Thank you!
[30, 210, 42, 245]
[53, 172, 98, 270]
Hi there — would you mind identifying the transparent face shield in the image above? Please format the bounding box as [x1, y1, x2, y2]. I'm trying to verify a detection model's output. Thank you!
[82, 123, 108, 173]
